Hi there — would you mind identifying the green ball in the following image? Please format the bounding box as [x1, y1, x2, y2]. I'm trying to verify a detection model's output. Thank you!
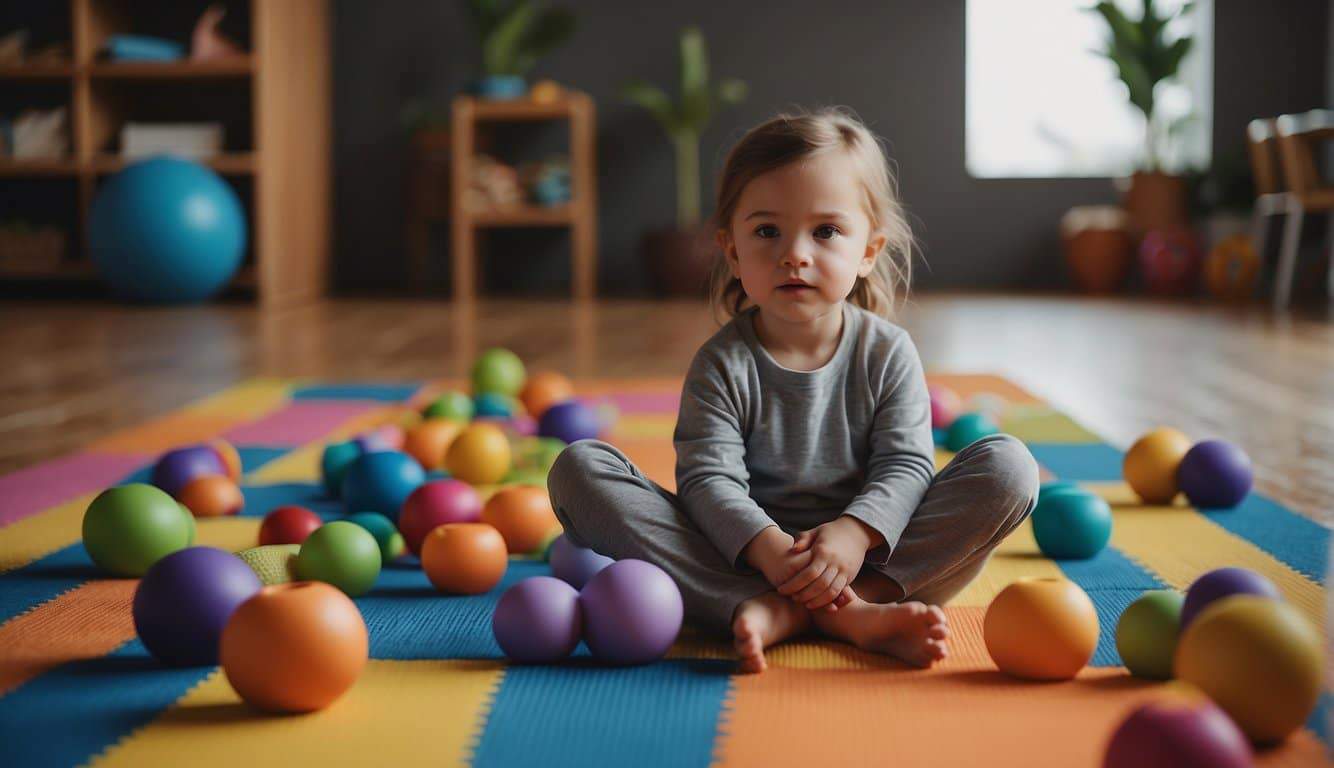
[1116, 589, 1185, 679]
[296, 521, 382, 597]
[346, 512, 407, 562]
[945, 411, 1000, 452]
[472, 348, 526, 397]
[423, 391, 475, 422]
[82, 484, 194, 576]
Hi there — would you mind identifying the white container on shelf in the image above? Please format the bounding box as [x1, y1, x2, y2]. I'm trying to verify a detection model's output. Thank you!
[121, 123, 223, 159]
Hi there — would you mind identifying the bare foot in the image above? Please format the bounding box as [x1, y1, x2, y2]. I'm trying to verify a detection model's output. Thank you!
[731, 592, 811, 673]
[814, 599, 949, 668]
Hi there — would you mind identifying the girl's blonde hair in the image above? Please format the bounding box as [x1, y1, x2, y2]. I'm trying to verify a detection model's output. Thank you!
[709, 106, 913, 322]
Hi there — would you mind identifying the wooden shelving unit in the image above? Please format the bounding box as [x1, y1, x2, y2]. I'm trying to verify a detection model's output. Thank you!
[449, 91, 598, 303]
[0, 0, 329, 306]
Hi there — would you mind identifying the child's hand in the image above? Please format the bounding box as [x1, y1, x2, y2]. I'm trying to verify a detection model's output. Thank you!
[743, 526, 813, 589]
[779, 517, 875, 611]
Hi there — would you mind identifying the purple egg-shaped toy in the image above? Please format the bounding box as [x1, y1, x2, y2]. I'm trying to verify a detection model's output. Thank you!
[151, 445, 227, 497]
[132, 546, 262, 666]
[549, 534, 613, 589]
[539, 400, 602, 445]
[579, 559, 683, 665]
[1180, 567, 1281, 630]
[1177, 440, 1253, 509]
[492, 576, 583, 663]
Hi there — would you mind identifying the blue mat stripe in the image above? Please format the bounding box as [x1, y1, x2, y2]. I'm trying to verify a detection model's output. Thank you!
[239, 482, 341, 518]
[291, 383, 422, 402]
[1052, 546, 1169, 667]
[1027, 443, 1124, 482]
[471, 659, 734, 768]
[359, 560, 555, 660]
[0, 639, 214, 767]
[0, 543, 100, 626]
[1198, 495, 1330, 582]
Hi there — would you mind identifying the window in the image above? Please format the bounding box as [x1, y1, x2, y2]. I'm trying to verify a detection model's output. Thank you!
[965, 0, 1212, 178]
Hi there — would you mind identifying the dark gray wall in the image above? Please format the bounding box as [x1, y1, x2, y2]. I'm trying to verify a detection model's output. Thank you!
[333, 0, 1329, 296]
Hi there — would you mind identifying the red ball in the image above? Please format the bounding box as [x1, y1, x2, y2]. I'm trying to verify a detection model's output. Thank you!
[258, 505, 324, 546]
[399, 479, 483, 556]
[1138, 229, 1202, 296]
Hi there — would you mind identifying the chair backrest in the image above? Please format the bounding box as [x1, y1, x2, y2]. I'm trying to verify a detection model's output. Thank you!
[1246, 118, 1282, 196]
[1275, 110, 1334, 197]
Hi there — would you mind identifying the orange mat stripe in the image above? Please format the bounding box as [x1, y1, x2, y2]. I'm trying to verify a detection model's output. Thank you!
[0, 580, 136, 695]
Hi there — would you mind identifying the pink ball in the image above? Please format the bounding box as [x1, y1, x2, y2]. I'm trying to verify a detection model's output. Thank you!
[399, 479, 482, 556]
[1103, 692, 1252, 768]
[929, 385, 962, 429]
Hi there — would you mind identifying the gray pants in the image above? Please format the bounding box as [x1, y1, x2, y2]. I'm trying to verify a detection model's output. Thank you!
[547, 434, 1039, 632]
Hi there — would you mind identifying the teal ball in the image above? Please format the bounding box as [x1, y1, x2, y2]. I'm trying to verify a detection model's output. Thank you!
[945, 412, 1000, 452]
[1038, 481, 1084, 504]
[346, 512, 407, 562]
[321, 441, 361, 498]
[1031, 489, 1112, 559]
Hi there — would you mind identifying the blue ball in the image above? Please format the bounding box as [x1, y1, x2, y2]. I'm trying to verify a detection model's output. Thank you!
[539, 400, 601, 445]
[89, 156, 247, 303]
[945, 411, 1000, 452]
[474, 392, 515, 419]
[321, 441, 362, 498]
[341, 450, 426, 519]
[1031, 490, 1113, 559]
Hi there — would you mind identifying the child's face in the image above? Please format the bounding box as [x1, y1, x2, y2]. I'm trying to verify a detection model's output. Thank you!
[719, 151, 887, 326]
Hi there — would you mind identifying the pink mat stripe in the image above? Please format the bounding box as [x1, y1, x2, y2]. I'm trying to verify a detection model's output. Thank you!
[0, 452, 149, 527]
[221, 401, 381, 447]
[596, 391, 680, 415]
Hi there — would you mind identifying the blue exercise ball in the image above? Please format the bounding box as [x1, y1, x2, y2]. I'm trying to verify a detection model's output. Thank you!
[89, 156, 246, 303]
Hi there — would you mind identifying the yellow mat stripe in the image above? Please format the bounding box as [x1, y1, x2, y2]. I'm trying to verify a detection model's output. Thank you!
[1000, 405, 1100, 444]
[90, 660, 504, 767]
[0, 493, 96, 574]
[1086, 482, 1325, 629]
[181, 379, 292, 419]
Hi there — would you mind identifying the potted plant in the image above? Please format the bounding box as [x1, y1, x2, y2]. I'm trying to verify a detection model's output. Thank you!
[1091, 0, 1195, 234]
[463, 0, 575, 100]
[622, 27, 746, 296]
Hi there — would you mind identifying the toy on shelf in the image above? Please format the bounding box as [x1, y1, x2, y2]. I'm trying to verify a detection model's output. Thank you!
[192, 4, 246, 61]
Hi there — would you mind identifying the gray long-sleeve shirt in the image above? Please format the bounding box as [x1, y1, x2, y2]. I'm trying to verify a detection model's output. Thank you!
[673, 301, 935, 569]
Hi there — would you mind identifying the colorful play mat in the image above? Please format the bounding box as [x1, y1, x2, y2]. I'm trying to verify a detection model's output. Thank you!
[0, 375, 1328, 767]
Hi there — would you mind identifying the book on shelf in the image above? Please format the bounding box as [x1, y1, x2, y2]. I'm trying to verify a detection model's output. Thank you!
[121, 123, 223, 159]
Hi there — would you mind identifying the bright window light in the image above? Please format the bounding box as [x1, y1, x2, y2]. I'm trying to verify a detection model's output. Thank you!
[966, 0, 1212, 178]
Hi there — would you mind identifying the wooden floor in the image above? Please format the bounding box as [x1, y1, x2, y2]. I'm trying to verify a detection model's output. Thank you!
[3, 295, 1332, 525]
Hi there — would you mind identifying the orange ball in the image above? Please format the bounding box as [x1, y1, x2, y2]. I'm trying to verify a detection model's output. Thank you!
[421, 523, 508, 594]
[519, 371, 575, 419]
[1124, 427, 1192, 504]
[220, 582, 368, 713]
[445, 422, 512, 485]
[984, 577, 1099, 680]
[178, 474, 244, 517]
[403, 419, 462, 471]
[481, 485, 562, 554]
[208, 439, 243, 482]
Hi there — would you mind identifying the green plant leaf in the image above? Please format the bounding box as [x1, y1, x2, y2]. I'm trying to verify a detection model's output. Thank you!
[621, 80, 681, 133]
[1102, 48, 1155, 117]
[1160, 36, 1192, 80]
[521, 8, 577, 63]
[1090, 2, 1144, 51]
[484, 1, 537, 75]
[715, 78, 747, 106]
[679, 27, 711, 131]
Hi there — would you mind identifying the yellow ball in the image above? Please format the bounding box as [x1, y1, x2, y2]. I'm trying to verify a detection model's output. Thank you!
[445, 422, 513, 485]
[530, 79, 563, 104]
[1175, 595, 1323, 745]
[983, 578, 1099, 680]
[1123, 427, 1192, 504]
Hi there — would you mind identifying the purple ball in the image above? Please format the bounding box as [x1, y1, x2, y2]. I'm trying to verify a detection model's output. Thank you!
[492, 576, 583, 663]
[132, 546, 262, 666]
[1177, 440, 1253, 508]
[549, 534, 613, 589]
[151, 445, 227, 497]
[1181, 567, 1280, 629]
[579, 559, 683, 665]
[539, 400, 601, 445]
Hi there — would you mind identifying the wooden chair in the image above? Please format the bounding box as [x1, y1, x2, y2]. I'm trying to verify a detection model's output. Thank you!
[1257, 110, 1334, 308]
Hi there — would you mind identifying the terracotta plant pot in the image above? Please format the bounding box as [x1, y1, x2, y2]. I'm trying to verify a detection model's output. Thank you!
[1060, 206, 1132, 294]
[1122, 171, 1188, 235]
[642, 227, 716, 298]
